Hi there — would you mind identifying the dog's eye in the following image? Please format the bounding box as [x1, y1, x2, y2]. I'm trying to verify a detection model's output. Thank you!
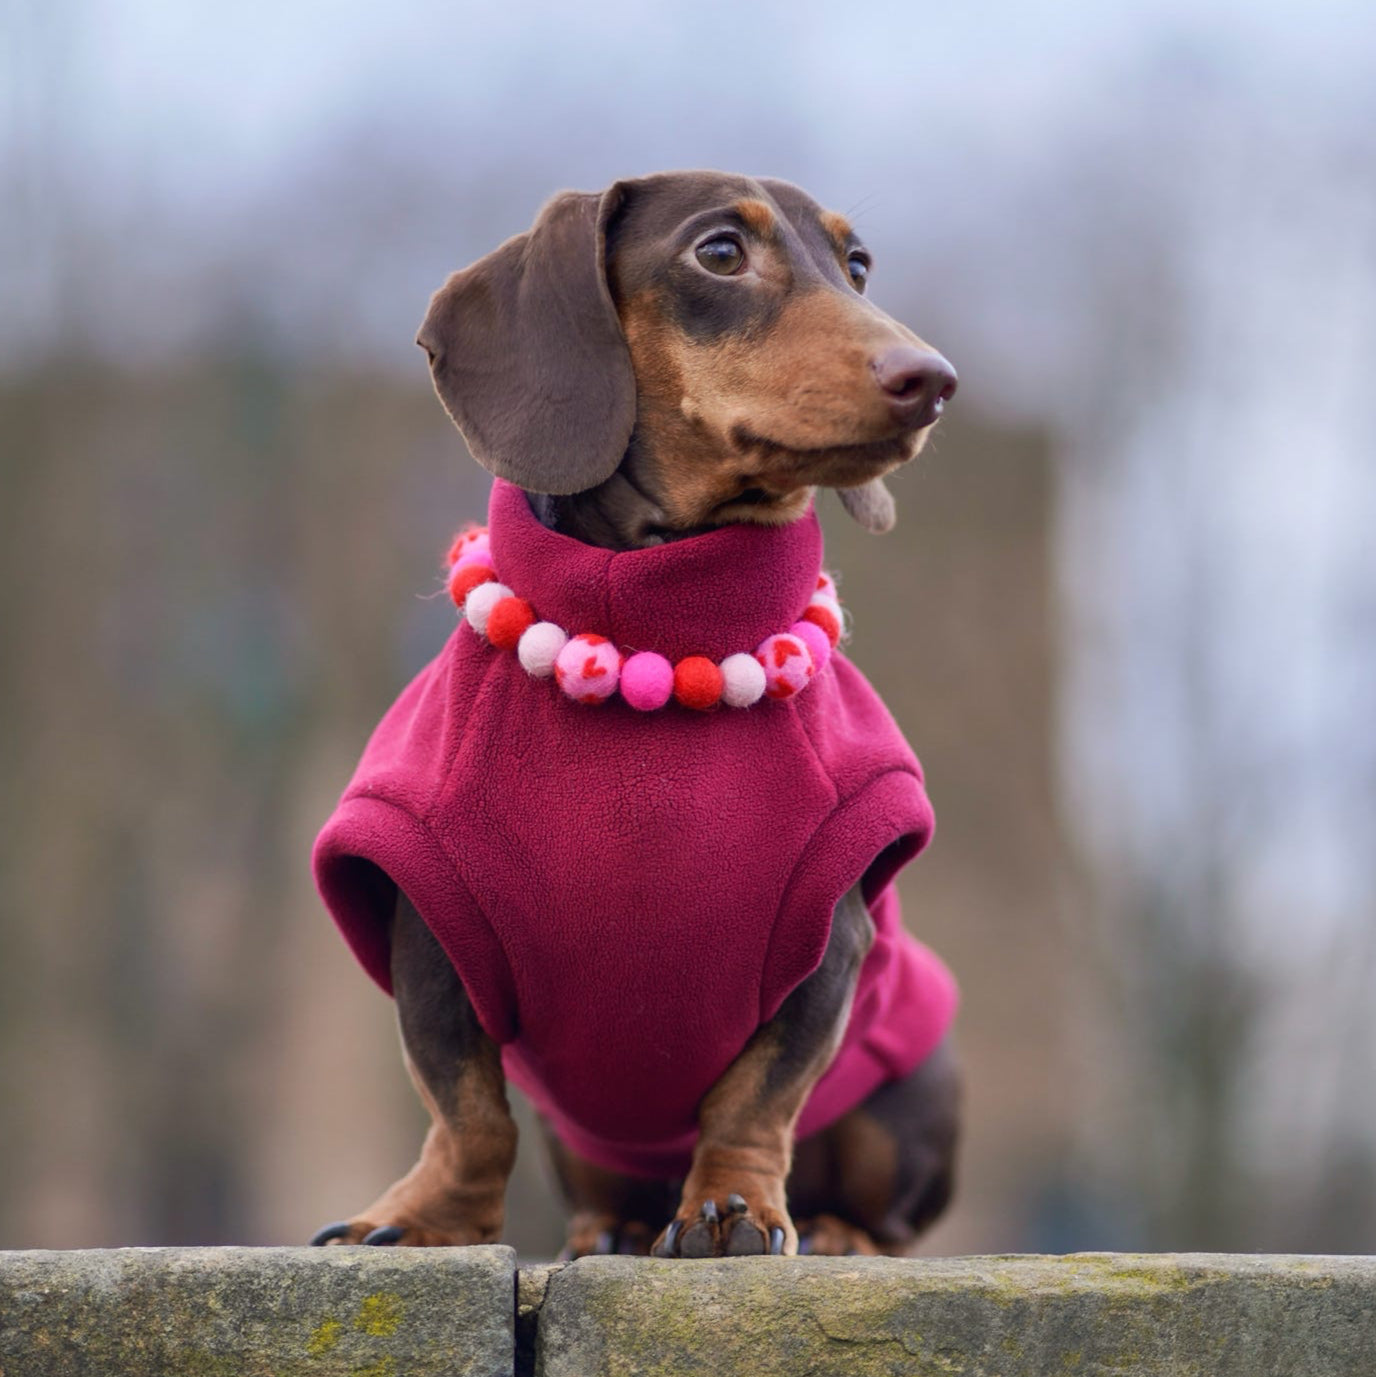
[695, 235, 746, 276]
[847, 254, 870, 291]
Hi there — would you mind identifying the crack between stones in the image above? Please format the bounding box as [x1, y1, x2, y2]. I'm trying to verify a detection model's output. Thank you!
[514, 1263, 567, 1377]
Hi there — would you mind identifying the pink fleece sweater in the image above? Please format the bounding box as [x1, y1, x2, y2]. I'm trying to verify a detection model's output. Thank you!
[313, 480, 957, 1178]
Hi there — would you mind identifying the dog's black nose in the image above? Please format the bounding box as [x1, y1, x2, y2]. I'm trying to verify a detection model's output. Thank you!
[872, 346, 958, 428]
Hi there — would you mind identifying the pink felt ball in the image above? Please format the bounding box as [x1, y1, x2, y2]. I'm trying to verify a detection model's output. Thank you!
[555, 633, 621, 704]
[445, 526, 490, 568]
[755, 632, 815, 700]
[789, 619, 832, 673]
[620, 651, 674, 711]
[452, 548, 495, 575]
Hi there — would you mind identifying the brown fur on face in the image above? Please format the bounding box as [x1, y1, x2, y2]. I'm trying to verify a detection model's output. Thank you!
[617, 284, 940, 529]
[605, 173, 947, 533]
[818, 209, 855, 250]
[733, 198, 780, 240]
[418, 171, 954, 547]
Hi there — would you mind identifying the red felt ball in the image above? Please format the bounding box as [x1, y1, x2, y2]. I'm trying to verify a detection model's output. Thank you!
[801, 602, 842, 647]
[486, 596, 535, 650]
[448, 562, 496, 607]
[673, 655, 724, 710]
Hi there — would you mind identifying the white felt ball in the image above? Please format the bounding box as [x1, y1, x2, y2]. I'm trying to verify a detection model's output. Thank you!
[720, 651, 767, 707]
[463, 581, 512, 635]
[517, 621, 568, 677]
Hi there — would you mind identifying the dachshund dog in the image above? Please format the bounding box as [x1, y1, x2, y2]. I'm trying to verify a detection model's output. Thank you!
[311, 171, 961, 1259]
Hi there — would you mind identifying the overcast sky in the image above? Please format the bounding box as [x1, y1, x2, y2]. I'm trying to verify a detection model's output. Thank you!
[6, 0, 1375, 385]
[44, 0, 1376, 179]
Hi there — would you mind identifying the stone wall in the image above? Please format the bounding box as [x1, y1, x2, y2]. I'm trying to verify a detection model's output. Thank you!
[3, 1249, 1372, 1376]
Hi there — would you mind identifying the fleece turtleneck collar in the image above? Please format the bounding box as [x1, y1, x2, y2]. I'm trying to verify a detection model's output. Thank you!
[485, 478, 825, 664]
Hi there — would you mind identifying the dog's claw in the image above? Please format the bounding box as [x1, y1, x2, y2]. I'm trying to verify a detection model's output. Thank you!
[309, 1221, 354, 1246]
[594, 1229, 616, 1255]
[657, 1198, 788, 1258]
[362, 1225, 404, 1246]
[653, 1219, 683, 1258]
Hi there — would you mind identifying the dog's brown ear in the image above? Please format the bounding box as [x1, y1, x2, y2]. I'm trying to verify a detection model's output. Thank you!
[417, 187, 636, 495]
[837, 478, 896, 533]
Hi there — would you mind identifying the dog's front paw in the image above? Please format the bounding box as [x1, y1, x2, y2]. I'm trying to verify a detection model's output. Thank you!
[308, 1168, 507, 1247]
[651, 1193, 793, 1258]
[308, 1211, 496, 1248]
[310, 1219, 406, 1246]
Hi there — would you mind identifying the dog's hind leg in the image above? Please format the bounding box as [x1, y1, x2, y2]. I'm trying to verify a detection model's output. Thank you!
[309, 892, 518, 1247]
[539, 1126, 680, 1258]
[650, 885, 875, 1258]
[786, 1037, 961, 1255]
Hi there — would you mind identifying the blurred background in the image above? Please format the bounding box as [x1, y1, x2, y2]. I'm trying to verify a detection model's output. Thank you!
[2, 0, 1374, 1258]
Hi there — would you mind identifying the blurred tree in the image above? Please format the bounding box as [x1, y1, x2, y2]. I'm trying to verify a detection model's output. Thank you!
[1054, 53, 1376, 1251]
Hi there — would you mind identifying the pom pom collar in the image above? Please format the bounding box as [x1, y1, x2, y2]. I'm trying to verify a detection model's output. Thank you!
[443, 480, 849, 712]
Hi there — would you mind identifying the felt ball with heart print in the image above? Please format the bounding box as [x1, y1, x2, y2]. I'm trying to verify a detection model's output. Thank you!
[555, 633, 622, 704]
[755, 632, 815, 700]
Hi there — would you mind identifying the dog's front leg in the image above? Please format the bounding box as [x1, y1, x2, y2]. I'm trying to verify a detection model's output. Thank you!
[652, 884, 875, 1258]
[310, 892, 517, 1247]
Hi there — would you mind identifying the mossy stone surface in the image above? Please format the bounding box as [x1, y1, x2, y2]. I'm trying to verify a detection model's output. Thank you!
[4, 1248, 1374, 1376]
[534, 1252, 1376, 1377]
[0, 1245, 515, 1377]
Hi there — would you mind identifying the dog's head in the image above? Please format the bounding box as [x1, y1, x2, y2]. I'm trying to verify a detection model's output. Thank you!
[418, 171, 956, 535]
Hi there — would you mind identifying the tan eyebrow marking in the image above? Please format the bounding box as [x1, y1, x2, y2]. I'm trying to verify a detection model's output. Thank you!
[819, 210, 854, 249]
[734, 199, 779, 239]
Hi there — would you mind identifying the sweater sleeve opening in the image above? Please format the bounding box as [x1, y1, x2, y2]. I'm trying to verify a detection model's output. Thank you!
[320, 854, 399, 994]
[861, 831, 923, 909]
